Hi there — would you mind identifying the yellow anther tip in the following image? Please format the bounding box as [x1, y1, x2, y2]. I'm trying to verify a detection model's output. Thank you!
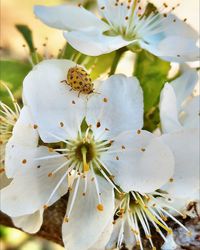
[64, 217, 69, 223]
[97, 203, 104, 212]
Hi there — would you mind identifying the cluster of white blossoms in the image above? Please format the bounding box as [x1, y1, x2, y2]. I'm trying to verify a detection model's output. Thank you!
[1, 1, 199, 250]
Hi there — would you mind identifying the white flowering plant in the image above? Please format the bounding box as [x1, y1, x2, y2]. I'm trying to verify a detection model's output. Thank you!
[0, 1, 199, 250]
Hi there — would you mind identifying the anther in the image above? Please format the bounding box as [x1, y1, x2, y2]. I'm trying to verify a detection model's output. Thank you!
[96, 121, 101, 128]
[64, 217, 69, 222]
[33, 124, 38, 129]
[97, 203, 104, 211]
[22, 159, 27, 164]
[103, 97, 108, 102]
[60, 122, 64, 127]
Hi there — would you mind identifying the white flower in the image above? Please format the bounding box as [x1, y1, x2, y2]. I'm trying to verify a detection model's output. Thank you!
[106, 68, 199, 250]
[160, 66, 199, 133]
[106, 161, 197, 250]
[0, 83, 45, 234]
[0, 89, 46, 233]
[1, 59, 174, 250]
[159, 67, 199, 209]
[106, 67, 199, 250]
[34, 1, 199, 61]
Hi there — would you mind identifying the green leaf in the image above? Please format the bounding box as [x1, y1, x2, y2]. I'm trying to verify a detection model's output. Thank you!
[0, 60, 31, 105]
[61, 43, 78, 60]
[134, 50, 170, 113]
[16, 24, 34, 52]
[85, 52, 116, 80]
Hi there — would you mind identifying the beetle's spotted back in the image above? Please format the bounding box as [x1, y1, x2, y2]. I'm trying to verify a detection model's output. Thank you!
[67, 66, 94, 95]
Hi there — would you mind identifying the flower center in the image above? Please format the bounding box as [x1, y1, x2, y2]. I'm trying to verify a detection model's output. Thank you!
[101, 1, 169, 44]
[75, 142, 96, 164]
[39, 125, 121, 213]
[114, 191, 190, 250]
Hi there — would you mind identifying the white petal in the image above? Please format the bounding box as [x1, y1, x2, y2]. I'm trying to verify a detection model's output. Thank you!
[86, 75, 143, 140]
[23, 59, 86, 142]
[62, 173, 114, 250]
[1, 146, 68, 217]
[141, 15, 199, 62]
[64, 31, 132, 56]
[101, 130, 174, 193]
[106, 216, 136, 250]
[163, 14, 198, 40]
[106, 218, 122, 249]
[163, 189, 199, 217]
[141, 36, 199, 63]
[161, 234, 178, 250]
[11, 106, 38, 147]
[5, 106, 39, 177]
[161, 129, 199, 200]
[159, 84, 182, 133]
[97, 0, 135, 34]
[181, 96, 200, 129]
[12, 209, 44, 234]
[170, 68, 198, 110]
[123, 218, 136, 248]
[34, 5, 108, 31]
[88, 220, 113, 250]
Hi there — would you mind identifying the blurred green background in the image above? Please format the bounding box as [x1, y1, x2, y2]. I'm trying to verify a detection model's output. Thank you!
[0, 0, 199, 249]
[0, 226, 64, 250]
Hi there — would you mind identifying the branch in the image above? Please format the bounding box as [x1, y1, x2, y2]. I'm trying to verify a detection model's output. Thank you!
[0, 195, 200, 249]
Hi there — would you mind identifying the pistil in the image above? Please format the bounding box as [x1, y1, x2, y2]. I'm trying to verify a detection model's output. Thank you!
[81, 146, 89, 172]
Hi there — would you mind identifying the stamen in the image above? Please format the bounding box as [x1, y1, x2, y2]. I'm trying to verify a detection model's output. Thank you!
[91, 165, 104, 211]
[94, 159, 121, 193]
[34, 153, 68, 161]
[66, 177, 81, 219]
[45, 170, 69, 206]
